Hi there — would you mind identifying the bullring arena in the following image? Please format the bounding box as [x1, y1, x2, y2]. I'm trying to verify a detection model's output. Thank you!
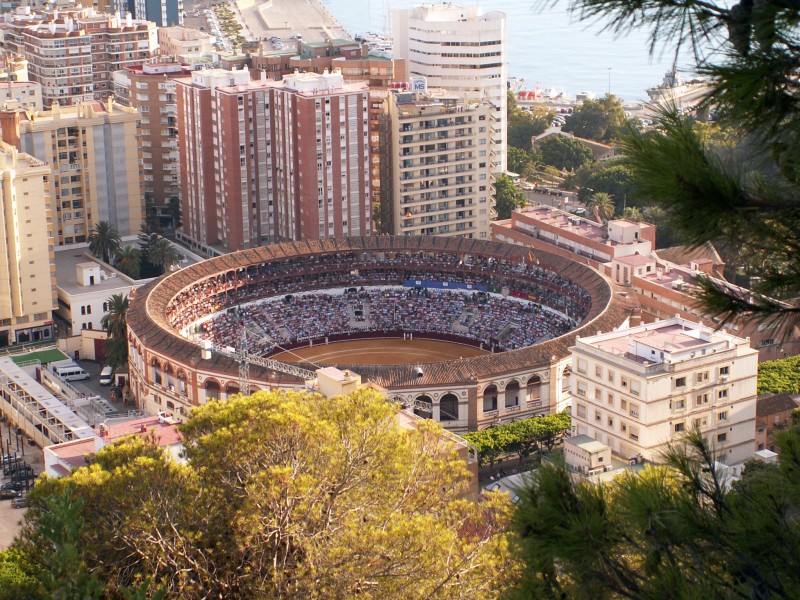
[126, 237, 630, 433]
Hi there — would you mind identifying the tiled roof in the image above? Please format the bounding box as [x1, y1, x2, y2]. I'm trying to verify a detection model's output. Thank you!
[128, 237, 632, 388]
[756, 392, 800, 418]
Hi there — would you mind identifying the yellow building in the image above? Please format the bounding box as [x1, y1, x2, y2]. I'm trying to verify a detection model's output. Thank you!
[0, 141, 56, 347]
[0, 99, 144, 245]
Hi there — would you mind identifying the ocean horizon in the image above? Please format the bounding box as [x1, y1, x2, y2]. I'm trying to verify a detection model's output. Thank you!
[321, 0, 698, 102]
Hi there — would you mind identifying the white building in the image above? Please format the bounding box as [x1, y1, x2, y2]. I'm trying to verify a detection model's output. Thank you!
[158, 26, 215, 66]
[392, 3, 507, 173]
[54, 248, 137, 336]
[384, 87, 494, 238]
[570, 317, 758, 464]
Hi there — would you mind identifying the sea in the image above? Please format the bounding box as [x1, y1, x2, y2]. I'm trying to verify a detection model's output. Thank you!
[321, 0, 700, 103]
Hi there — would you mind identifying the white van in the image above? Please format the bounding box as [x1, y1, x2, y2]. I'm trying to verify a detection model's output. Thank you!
[53, 364, 90, 382]
[99, 366, 114, 386]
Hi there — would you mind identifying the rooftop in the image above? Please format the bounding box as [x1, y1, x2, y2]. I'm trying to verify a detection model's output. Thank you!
[566, 434, 609, 453]
[756, 392, 800, 418]
[575, 317, 753, 368]
[54, 248, 134, 297]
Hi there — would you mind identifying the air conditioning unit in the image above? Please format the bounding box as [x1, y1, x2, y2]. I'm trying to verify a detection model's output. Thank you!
[720, 375, 728, 383]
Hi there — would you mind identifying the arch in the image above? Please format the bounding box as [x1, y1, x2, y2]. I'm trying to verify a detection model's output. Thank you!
[439, 393, 459, 421]
[205, 379, 221, 400]
[150, 357, 163, 386]
[561, 366, 572, 394]
[483, 384, 498, 412]
[225, 383, 240, 396]
[505, 380, 521, 408]
[526, 374, 542, 401]
[414, 394, 433, 419]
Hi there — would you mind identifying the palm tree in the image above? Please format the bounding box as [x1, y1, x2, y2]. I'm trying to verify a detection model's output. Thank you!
[88, 221, 121, 264]
[101, 293, 129, 340]
[622, 206, 644, 222]
[114, 245, 142, 279]
[147, 237, 180, 275]
[101, 293, 129, 368]
[588, 192, 616, 223]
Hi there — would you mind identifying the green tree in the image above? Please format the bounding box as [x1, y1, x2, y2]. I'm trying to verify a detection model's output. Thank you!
[562, 95, 628, 142]
[494, 173, 527, 219]
[87, 221, 121, 264]
[538, 135, 594, 171]
[508, 146, 537, 175]
[757, 354, 800, 394]
[588, 192, 616, 223]
[511, 427, 800, 598]
[167, 196, 182, 229]
[564, 0, 800, 330]
[147, 237, 180, 275]
[507, 90, 552, 150]
[113, 245, 141, 279]
[18, 390, 515, 598]
[621, 206, 644, 222]
[0, 548, 45, 600]
[573, 159, 636, 207]
[101, 293, 129, 368]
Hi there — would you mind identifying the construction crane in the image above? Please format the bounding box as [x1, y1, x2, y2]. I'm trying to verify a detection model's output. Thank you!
[200, 326, 317, 394]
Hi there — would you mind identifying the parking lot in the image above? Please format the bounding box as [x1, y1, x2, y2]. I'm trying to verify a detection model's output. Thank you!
[0, 417, 42, 549]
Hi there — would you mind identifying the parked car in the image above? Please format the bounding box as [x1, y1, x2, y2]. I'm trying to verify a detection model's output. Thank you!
[4, 463, 32, 478]
[11, 496, 28, 508]
[0, 489, 19, 500]
[0, 482, 21, 492]
[8, 469, 36, 482]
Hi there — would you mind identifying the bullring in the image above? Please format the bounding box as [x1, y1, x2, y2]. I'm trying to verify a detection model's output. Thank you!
[126, 236, 630, 432]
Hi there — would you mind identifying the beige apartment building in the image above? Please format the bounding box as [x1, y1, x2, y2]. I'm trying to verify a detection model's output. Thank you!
[383, 86, 494, 238]
[0, 99, 143, 245]
[0, 141, 57, 347]
[1, 7, 158, 107]
[113, 63, 190, 221]
[157, 26, 214, 65]
[571, 317, 758, 464]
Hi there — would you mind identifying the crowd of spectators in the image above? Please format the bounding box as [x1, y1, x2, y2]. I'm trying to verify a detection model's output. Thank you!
[194, 286, 575, 355]
[166, 251, 594, 338]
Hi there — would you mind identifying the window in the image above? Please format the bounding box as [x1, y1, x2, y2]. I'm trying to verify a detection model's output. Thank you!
[595, 410, 602, 422]
[673, 398, 685, 410]
[629, 403, 640, 418]
[576, 404, 587, 418]
[718, 389, 729, 399]
[719, 366, 730, 376]
[675, 377, 687, 387]
[620, 399, 627, 411]
[696, 393, 709, 406]
[576, 381, 586, 396]
[630, 380, 640, 396]
[577, 358, 587, 374]
[607, 393, 614, 406]
[674, 422, 685, 433]
[717, 433, 727, 443]
[607, 370, 615, 384]
[621, 376, 629, 388]
[594, 388, 602, 402]
[696, 371, 709, 383]
[594, 365, 602, 377]
[718, 411, 728, 421]
[607, 417, 614, 427]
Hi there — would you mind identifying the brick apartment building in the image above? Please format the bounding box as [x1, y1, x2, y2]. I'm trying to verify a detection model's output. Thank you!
[177, 68, 370, 254]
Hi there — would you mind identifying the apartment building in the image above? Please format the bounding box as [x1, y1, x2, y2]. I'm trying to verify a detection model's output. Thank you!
[392, 3, 507, 173]
[112, 62, 189, 221]
[492, 206, 655, 263]
[0, 99, 143, 245]
[0, 82, 42, 111]
[0, 141, 57, 347]
[571, 317, 758, 464]
[177, 68, 370, 253]
[252, 40, 407, 226]
[383, 86, 494, 238]
[1, 7, 158, 108]
[124, 0, 183, 27]
[157, 26, 214, 65]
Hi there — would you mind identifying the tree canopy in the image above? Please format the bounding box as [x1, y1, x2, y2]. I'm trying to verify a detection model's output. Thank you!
[561, 95, 628, 143]
[537, 135, 594, 171]
[507, 90, 551, 151]
[14, 390, 514, 598]
[494, 173, 527, 219]
[510, 425, 800, 598]
[463, 413, 572, 466]
[757, 354, 800, 394]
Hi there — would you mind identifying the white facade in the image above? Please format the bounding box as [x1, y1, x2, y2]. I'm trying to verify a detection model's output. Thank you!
[386, 88, 494, 238]
[392, 3, 507, 173]
[54, 248, 137, 336]
[570, 317, 758, 464]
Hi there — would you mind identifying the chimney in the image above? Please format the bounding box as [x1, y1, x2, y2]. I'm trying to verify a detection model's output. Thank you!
[0, 108, 21, 149]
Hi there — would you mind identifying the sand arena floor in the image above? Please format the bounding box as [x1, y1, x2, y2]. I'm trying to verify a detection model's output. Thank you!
[271, 337, 488, 366]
